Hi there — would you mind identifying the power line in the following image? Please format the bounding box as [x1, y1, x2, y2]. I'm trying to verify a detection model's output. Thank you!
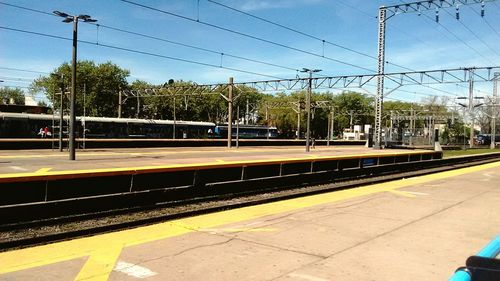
[0, 76, 34, 82]
[206, 0, 420, 73]
[0, 1, 53, 17]
[467, 5, 500, 41]
[0, 2, 482, 100]
[206, 1, 375, 60]
[0, 84, 31, 89]
[0, 66, 51, 74]
[397, 0, 492, 64]
[119, 0, 376, 73]
[0, 27, 465, 100]
[335, 0, 375, 18]
[0, 1, 301, 74]
[441, 8, 500, 58]
[0, 26, 287, 80]
[336, 0, 436, 51]
[97, 24, 298, 72]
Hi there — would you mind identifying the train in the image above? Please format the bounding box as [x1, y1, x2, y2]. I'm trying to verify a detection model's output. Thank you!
[0, 112, 278, 139]
[476, 134, 500, 145]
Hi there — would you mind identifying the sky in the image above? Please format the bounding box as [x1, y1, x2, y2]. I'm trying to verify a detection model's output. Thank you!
[1, 0, 500, 105]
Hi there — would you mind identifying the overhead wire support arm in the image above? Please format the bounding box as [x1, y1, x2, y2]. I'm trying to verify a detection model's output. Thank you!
[120, 67, 500, 97]
[384, 0, 499, 17]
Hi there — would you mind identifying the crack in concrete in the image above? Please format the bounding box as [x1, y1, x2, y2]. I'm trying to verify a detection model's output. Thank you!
[269, 188, 494, 281]
[121, 238, 236, 270]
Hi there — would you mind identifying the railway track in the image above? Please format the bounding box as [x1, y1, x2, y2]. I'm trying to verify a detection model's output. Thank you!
[0, 152, 499, 251]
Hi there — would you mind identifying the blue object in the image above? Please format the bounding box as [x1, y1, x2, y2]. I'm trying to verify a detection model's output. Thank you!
[476, 236, 500, 258]
[449, 235, 500, 281]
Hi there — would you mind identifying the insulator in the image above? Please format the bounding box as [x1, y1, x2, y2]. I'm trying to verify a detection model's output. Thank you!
[435, 9, 439, 23]
[456, 6, 460, 20]
[481, 2, 485, 17]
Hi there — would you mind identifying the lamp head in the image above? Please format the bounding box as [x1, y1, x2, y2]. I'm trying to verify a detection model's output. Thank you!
[53, 11, 69, 18]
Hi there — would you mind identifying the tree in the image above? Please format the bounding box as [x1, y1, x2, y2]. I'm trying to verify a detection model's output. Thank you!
[331, 91, 374, 137]
[31, 60, 129, 117]
[0, 87, 25, 105]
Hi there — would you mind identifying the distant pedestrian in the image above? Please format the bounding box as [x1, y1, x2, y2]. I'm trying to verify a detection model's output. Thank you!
[38, 128, 44, 138]
[43, 127, 50, 137]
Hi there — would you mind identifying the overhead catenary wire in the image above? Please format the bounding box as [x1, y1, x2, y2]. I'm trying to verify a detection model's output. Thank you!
[396, 0, 492, 65]
[0, 1, 301, 74]
[441, 8, 500, 58]
[467, 5, 500, 41]
[392, 0, 496, 95]
[205, 1, 380, 62]
[96, 24, 298, 72]
[0, 25, 477, 100]
[0, 76, 34, 82]
[0, 66, 51, 75]
[119, 0, 376, 73]
[0, 1, 489, 100]
[0, 26, 287, 80]
[205, 0, 418, 73]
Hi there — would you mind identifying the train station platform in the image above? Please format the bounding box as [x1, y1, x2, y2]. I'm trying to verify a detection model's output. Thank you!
[0, 146, 427, 176]
[0, 160, 498, 280]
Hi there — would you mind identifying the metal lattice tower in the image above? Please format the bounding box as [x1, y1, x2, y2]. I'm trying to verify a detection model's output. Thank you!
[373, 0, 499, 149]
[374, 7, 386, 149]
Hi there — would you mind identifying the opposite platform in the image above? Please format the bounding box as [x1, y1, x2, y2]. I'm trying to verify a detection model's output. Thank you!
[0, 146, 432, 178]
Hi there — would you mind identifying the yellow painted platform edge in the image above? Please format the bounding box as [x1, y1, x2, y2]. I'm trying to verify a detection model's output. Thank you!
[0, 150, 439, 182]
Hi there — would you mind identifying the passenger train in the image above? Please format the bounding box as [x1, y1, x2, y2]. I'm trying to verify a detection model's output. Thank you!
[0, 112, 278, 139]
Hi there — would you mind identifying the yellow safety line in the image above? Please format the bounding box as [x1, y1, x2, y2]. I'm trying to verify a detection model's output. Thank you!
[200, 228, 278, 233]
[2, 159, 494, 280]
[0, 150, 436, 181]
[74, 246, 123, 281]
[35, 168, 52, 173]
[0, 147, 329, 159]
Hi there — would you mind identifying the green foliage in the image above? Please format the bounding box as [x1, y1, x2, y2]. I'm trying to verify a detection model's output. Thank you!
[0, 87, 25, 105]
[31, 60, 129, 117]
[31, 60, 469, 140]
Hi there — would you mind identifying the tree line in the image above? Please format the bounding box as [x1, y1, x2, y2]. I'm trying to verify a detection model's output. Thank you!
[17, 60, 483, 140]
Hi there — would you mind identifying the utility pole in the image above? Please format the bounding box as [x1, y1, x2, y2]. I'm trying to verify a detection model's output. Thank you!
[265, 105, 270, 140]
[296, 102, 301, 139]
[236, 106, 240, 148]
[349, 110, 354, 131]
[469, 70, 475, 148]
[227, 77, 234, 148]
[118, 90, 122, 118]
[245, 98, 249, 125]
[173, 96, 176, 139]
[330, 108, 334, 141]
[53, 11, 97, 160]
[58, 74, 65, 152]
[300, 68, 321, 152]
[389, 110, 393, 142]
[374, 7, 386, 149]
[136, 93, 140, 118]
[491, 72, 499, 149]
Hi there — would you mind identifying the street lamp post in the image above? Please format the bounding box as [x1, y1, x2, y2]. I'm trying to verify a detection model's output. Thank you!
[53, 11, 97, 160]
[300, 68, 321, 152]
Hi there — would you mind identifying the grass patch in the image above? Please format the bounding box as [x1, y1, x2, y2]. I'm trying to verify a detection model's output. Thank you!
[443, 148, 500, 158]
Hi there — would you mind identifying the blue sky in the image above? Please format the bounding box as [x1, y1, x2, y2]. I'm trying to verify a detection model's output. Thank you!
[1, 0, 499, 104]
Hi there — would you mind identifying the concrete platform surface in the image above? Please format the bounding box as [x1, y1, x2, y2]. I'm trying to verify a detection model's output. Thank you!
[0, 161, 498, 281]
[0, 146, 427, 176]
